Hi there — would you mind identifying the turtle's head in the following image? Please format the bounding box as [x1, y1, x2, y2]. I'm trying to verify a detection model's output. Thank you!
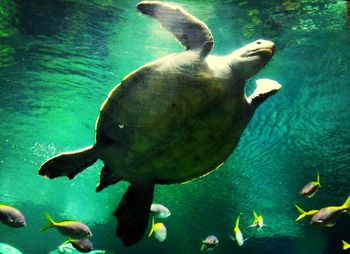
[228, 39, 275, 80]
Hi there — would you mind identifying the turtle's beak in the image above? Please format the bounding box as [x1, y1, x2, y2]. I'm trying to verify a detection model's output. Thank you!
[247, 42, 275, 59]
[259, 46, 274, 58]
[262, 43, 275, 57]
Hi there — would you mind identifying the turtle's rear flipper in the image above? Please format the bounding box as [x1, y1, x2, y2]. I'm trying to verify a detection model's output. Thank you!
[96, 165, 122, 192]
[114, 183, 154, 246]
[38, 145, 98, 179]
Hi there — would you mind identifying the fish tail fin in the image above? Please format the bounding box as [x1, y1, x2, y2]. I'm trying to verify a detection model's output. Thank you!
[340, 195, 350, 209]
[62, 238, 74, 245]
[343, 240, 350, 250]
[316, 172, 321, 187]
[40, 212, 57, 231]
[252, 210, 258, 225]
[234, 213, 242, 231]
[148, 217, 155, 238]
[295, 214, 306, 222]
[253, 210, 258, 219]
[294, 204, 306, 221]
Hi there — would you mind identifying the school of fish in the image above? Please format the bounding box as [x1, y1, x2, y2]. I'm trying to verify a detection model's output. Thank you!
[2, 171, 349, 253]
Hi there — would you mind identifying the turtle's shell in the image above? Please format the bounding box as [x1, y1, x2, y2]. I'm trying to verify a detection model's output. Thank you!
[95, 51, 249, 184]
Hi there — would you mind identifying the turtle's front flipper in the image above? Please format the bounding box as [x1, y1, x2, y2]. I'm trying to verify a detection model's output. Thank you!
[39, 145, 98, 179]
[136, 1, 214, 56]
[247, 79, 282, 110]
[114, 183, 154, 246]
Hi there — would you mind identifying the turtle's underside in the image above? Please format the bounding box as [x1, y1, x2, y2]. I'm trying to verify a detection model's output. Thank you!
[39, 0, 281, 246]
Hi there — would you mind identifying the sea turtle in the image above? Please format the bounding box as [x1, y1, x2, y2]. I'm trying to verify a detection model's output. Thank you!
[39, 0, 281, 246]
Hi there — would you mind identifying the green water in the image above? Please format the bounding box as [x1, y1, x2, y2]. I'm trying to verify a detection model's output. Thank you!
[0, 0, 349, 253]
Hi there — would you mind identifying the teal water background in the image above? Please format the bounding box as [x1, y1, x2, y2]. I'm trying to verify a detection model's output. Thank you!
[0, 0, 349, 253]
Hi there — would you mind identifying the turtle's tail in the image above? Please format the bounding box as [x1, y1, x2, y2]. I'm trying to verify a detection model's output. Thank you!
[38, 145, 98, 179]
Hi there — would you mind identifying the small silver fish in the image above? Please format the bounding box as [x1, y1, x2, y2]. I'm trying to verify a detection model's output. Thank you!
[201, 235, 219, 252]
[300, 173, 320, 198]
[148, 218, 167, 242]
[64, 238, 94, 253]
[229, 213, 248, 247]
[40, 212, 92, 239]
[0, 204, 26, 228]
[311, 195, 350, 227]
[150, 204, 171, 219]
[249, 210, 265, 230]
